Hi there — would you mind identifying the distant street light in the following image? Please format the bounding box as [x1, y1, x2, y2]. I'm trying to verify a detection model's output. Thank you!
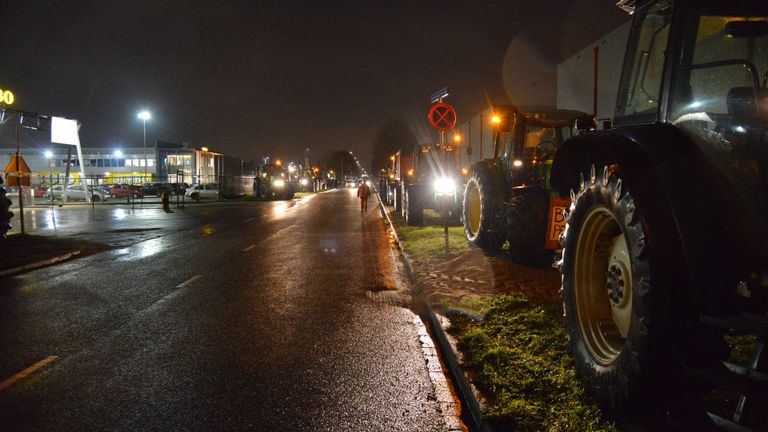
[137, 110, 151, 182]
[44, 150, 53, 158]
[114, 149, 123, 157]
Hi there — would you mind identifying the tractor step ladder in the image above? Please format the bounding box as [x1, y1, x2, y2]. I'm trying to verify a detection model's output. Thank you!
[669, 313, 768, 431]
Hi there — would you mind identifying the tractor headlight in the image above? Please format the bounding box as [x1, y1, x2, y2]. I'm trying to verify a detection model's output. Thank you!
[433, 177, 456, 195]
[274, 179, 286, 188]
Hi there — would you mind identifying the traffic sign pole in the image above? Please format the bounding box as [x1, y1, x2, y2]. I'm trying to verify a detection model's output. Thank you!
[429, 96, 456, 253]
[15, 124, 24, 234]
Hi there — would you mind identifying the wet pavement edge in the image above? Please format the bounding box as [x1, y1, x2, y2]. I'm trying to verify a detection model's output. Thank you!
[375, 191, 489, 432]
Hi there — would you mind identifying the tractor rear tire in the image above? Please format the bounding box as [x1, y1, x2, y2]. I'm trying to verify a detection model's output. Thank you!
[258, 184, 270, 200]
[505, 191, 553, 268]
[463, 162, 502, 253]
[561, 166, 672, 412]
[404, 188, 423, 226]
[394, 186, 402, 213]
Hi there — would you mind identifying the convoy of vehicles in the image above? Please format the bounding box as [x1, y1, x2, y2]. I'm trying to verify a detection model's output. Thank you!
[4, 1, 767, 429]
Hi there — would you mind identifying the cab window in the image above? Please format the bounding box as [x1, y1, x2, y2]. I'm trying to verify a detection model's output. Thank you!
[616, 0, 672, 123]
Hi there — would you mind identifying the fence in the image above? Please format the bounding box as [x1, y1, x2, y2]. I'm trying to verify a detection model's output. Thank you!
[1, 172, 335, 209]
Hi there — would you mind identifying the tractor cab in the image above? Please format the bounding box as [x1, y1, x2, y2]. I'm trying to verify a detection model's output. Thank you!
[492, 106, 593, 192]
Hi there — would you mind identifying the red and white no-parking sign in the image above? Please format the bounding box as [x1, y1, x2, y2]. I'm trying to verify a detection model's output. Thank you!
[428, 103, 456, 132]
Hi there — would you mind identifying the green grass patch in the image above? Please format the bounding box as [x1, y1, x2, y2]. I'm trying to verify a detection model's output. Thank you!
[449, 295, 616, 432]
[389, 210, 469, 262]
[433, 297, 493, 317]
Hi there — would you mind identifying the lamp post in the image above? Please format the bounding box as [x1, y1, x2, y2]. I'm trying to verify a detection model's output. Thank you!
[137, 110, 151, 183]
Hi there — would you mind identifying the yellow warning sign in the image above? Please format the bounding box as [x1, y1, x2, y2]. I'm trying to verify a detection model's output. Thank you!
[5, 154, 32, 186]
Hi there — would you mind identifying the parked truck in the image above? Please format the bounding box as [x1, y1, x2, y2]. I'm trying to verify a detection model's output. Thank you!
[524, 0, 767, 429]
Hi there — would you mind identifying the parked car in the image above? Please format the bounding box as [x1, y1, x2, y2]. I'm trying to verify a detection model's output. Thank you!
[185, 183, 219, 201]
[111, 183, 143, 198]
[47, 185, 109, 202]
[140, 182, 171, 196]
[32, 186, 49, 198]
[169, 182, 189, 195]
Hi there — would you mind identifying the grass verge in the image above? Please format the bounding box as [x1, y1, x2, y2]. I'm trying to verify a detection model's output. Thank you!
[386, 207, 614, 431]
[0, 234, 108, 273]
[388, 209, 469, 262]
[448, 295, 616, 432]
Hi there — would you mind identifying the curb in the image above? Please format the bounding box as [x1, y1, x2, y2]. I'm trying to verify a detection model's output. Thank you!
[376, 193, 489, 432]
[0, 250, 82, 278]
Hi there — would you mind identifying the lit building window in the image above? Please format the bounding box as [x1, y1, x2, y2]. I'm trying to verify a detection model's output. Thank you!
[148, 159, 155, 167]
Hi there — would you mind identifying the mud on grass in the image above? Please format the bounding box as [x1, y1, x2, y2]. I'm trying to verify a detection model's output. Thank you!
[0, 234, 109, 273]
[448, 294, 617, 432]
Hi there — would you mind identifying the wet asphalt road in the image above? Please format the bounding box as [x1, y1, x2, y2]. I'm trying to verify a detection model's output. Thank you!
[0, 190, 451, 431]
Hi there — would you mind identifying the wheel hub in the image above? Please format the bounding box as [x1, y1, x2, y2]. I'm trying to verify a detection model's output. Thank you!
[606, 235, 633, 339]
[606, 262, 628, 307]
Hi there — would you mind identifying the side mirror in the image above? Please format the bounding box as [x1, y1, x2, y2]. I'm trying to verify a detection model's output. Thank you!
[574, 115, 597, 134]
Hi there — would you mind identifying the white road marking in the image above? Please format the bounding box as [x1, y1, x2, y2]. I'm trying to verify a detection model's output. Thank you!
[242, 217, 256, 223]
[176, 274, 203, 288]
[0, 356, 59, 391]
[242, 244, 256, 252]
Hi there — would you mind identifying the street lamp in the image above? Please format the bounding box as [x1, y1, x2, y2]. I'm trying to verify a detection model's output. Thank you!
[137, 110, 151, 182]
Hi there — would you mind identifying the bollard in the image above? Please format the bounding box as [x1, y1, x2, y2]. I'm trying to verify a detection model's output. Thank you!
[162, 191, 171, 212]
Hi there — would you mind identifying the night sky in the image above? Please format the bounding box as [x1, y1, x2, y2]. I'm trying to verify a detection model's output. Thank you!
[0, 1, 626, 168]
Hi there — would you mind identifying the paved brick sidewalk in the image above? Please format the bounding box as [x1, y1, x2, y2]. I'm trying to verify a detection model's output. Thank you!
[411, 248, 561, 313]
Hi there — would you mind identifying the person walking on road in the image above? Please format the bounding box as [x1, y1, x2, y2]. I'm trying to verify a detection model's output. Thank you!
[357, 181, 371, 213]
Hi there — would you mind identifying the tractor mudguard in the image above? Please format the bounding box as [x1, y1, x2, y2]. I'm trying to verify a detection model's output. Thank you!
[551, 124, 757, 314]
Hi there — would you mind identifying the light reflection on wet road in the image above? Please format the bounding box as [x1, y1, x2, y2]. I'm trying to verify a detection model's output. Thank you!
[0, 191, 453, 431]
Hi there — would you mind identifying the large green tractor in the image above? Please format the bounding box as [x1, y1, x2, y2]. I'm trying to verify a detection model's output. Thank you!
[463, 106, 593, 267]
[548, 0, 768, 429]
